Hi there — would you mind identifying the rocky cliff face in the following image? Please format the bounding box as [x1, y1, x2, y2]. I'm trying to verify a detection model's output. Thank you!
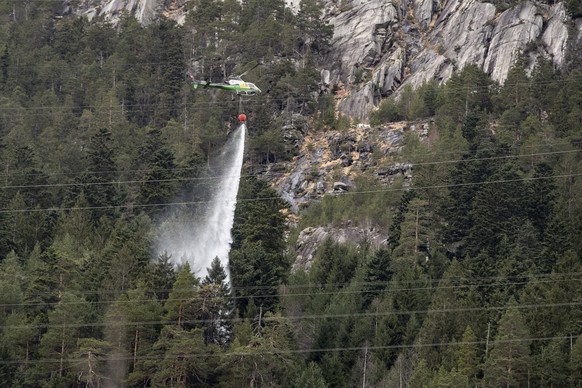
[325, 0, 580, 121]
[70, 1, 580, 120]
[69, 0, 188, 24]
[261, 120, 421, 212]
[259, 119, 427, 272]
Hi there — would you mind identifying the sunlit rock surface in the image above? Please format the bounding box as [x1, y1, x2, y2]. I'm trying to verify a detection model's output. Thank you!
[321, 0, 574, 120]
[71, 0, 576, 120]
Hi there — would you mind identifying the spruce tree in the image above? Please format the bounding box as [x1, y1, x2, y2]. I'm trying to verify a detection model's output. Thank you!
[164, 262, 199, 329]
[483, 304, 531, 387]
[569, 335, 582, 386]
[456, 325, 479, 385]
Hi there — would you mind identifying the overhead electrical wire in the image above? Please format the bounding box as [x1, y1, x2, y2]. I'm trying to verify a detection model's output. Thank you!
[4, 274, 580, 309]
[1, 53, 581, 87]
[1, 301, 580, 331]
[1, 170, 580, 214]
[12, 269, 582, 297]
[0, 335, 578, 366]
[1, 138, 579, 182]
[1, 148, 579, 191]
[0, 73, 579, 114]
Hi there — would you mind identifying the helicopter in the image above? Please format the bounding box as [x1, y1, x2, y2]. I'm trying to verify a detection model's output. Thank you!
[190, 76, 262, 95]
[188, 63, 262, 95]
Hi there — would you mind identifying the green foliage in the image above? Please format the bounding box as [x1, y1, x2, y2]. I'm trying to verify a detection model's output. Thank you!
[292, 361, 328, 387]
[483, 304, 531, 386]
[199, 257, 234, 346]
[149, 326, 219, 387]
[229, 176, 288, 315]
[0, 3, 581, 386]
[136, 127, 178, 216]
[370, 98, 402, 125]
[456, 326, 480, 384]
[564, 0, 582, 16]
[570, 335, 582, 384]
[392, 197, 432, 263]
[29, 292, 94, 385]
[164, 262, 199, 329]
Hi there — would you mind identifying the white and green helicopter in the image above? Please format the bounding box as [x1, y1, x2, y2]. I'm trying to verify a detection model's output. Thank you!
[188, 65, 261, 95]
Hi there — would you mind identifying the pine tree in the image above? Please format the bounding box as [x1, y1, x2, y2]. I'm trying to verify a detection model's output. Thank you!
[528, 161, 556, 240]
[0, 251, 25, 317]
[467, 162, 528, 257]
[392, 197, 432, 265]
[408, 358, 432, 388]
[417, 260, 470, 368]
[136, 127, 178, 216]
[102, 215, 152, 296]
[72, 338, 111, 388]
[456, 325, 479, 385]
[229, 176, 288, 316]
[483, 304, 531, 387]
[429, 366, 467, 387]
[78, 127, 118, 220]
[54, 192, 94, 257]
[105, 287, 163, 385]
[28, 292, 93, 385]
[569, 335, 582, 386]
[529, 56, 557, 119]
[292, 361, 328, 387]
[219, 312, 299, 386]
[164, 262, 199, 329]
[0, 311, 35, 384]
[362, 248, 393, 308]
[147, 18, 186, 126]
[536, 337, 569, 387]
[296, 0, 333, 56]
[24, 245, 73, 321]
[387, 190, 416, 250]
[149, 251, 177, 301]
[150, 326, 219, 387]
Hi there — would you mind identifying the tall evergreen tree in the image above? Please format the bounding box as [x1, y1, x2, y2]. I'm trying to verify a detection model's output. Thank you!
[27, 292, 93, 386]
[456, 325, 480, 385]
[569, 335, 582, 385]
[483, 304, 531, 387]
[229, 176, 288, 316]
[195, 257, 234, 346]
[105, 287, 163, 385]
[164, 262, 199, 329]
[150, 326, 219, 387]
[78, 127, 118, 220]
[136, 127, 178, 216]
[392, 197, 432, 266]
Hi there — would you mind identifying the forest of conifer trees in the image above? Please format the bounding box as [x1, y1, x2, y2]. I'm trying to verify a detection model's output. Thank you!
[0, 0, 581, 386]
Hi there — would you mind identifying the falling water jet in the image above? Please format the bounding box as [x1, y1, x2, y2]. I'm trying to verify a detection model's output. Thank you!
[156, 124, 246, 277]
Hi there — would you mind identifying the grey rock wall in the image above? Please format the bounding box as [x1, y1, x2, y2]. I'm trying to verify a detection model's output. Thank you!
[322, 0, 575, 120]
[73, 0, 576, 121]
[77, 0, 161, 24]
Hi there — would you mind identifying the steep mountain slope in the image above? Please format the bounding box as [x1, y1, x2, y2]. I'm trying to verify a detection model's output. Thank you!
[326, 0, 580, 119]
[72, 0, 582, 121]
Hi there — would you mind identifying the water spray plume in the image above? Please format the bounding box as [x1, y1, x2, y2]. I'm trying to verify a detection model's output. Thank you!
[156, 124, 246, 277]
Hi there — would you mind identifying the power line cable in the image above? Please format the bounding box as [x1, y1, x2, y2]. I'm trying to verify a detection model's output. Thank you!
[0, 335, 578, 365]
[0, 73, 580, 113]
[1, 137, 579, 181]
[13, 269, 581, 298]
[0, 334, 578, 366]
[1, 148, 579, 191]
[1, 301, 580, 330]
[4, 275, 580, 309]
[1, 170, 580, 213]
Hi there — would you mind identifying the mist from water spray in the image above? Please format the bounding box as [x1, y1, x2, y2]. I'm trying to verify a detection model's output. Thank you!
[156, 124, 246, 277]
